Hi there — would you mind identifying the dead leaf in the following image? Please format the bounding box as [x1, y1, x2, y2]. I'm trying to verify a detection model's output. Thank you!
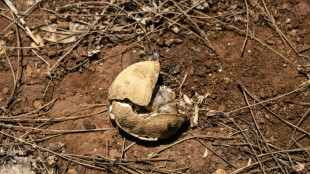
[35, 34, 44, 47]
[33, 99, 42, 109]
[203, 147, 208, 158]
[183, 94, 192, 105]
[26, 64, 33, 77]
[42, 24, 57, 42]
[4, 30, 14, 38]
[58, 35, 77, 43]
[0, 40, 6, 55]
[30, 42, 39, 50]
[293, 163, 306, 172]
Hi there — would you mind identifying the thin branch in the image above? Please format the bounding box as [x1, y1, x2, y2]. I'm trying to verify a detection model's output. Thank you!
[3, 0, 40, 45]
[237, 82, 310, 137]
[288, 108, 310, 149]
[242, 88, 285, 173]
[241, 0, 249, 57]
[189, 132, 237, 169]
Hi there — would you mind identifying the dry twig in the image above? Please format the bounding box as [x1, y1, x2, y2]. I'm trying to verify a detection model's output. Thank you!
[3, 0, 40, 45]
[241, 0, 249, 57]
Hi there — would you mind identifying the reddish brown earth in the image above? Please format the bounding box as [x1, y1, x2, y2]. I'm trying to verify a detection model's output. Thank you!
[0, 0, 310, 173]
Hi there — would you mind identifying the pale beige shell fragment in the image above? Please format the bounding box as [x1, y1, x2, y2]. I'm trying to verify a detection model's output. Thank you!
[108, 61, 187, 141]
[108, 61, 160, 106]
[111, 101, 187, 141]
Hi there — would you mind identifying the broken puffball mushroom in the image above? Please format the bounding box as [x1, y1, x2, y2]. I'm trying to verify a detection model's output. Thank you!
[108, 61, 187, 141]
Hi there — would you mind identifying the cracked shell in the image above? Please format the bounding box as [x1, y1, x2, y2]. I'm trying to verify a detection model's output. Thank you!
[108, 61, 187, 141]
[110, 101, 187, 141]
[108, 61, 160, 106]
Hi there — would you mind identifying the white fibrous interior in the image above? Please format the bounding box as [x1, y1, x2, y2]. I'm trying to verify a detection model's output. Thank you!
[151, 86, 175, 110]
[108, 104, 115, 120]
[158, 102, 177, 114]
[109, 102, 131, 120]
[142, 85, 177, 116]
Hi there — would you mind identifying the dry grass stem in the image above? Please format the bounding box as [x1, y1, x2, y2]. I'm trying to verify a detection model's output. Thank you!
[189, 132, 237, 169]
[241, 0, 249, 57]
[288, 108, 310, 149]
[242, 89, 284, 173]
[228, 82, 307, 114]
[238, 82, 310, 137]
[3, 0, 40, 45]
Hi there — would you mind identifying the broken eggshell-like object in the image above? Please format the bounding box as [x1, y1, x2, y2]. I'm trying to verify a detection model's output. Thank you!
[108, 61, 187, 141]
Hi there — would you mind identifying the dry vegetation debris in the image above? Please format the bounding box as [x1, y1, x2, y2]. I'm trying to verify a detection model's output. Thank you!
[0, 0, 310, 173]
